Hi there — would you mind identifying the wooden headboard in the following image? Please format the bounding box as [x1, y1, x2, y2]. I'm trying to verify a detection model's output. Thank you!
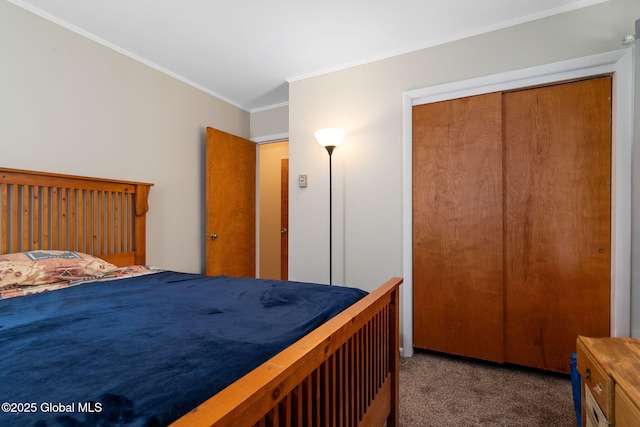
[0, 168, 153, 266]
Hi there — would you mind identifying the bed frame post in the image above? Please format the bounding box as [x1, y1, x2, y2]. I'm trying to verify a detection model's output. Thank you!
[134, 183, 151, 265]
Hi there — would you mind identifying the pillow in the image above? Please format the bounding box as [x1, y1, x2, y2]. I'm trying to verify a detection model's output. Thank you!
[0, 250, 117, 289]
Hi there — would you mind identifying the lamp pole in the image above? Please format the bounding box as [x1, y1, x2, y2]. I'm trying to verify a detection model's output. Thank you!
[325, 145, 336, 285]
[314, 128, 344, 286]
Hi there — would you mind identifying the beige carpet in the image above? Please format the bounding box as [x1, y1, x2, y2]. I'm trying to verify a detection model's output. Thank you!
[399, 350, 578, 426]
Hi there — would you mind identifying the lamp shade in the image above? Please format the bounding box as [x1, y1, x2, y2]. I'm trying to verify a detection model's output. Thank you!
[314, 128, 345, 148]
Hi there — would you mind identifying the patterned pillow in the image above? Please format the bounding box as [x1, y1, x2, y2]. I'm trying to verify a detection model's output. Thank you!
[0, 251, 117, 290]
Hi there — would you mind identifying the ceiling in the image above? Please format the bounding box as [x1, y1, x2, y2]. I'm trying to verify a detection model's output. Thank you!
[10, 0, 607, 111]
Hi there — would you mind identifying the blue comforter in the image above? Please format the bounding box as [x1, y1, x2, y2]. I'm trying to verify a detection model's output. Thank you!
[0, 271, 367, 426]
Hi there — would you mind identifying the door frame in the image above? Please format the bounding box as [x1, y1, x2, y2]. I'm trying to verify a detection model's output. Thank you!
[401, 49, 634, 357]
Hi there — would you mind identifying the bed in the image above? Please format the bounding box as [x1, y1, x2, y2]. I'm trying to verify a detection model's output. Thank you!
[0, 167, 402, 427]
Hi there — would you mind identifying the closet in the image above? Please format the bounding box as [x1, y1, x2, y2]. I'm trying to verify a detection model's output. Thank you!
[412, 76, 612, 373]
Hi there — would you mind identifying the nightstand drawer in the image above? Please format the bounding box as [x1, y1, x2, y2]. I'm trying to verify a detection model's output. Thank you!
[578, 339, 615, 423]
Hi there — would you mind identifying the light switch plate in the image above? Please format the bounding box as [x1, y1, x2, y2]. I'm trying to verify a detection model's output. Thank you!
[298, 174, 308, 188]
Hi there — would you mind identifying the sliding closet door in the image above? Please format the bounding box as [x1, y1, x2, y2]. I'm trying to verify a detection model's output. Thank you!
[503, 77, 612, 372]
[413, 93, 504, 362]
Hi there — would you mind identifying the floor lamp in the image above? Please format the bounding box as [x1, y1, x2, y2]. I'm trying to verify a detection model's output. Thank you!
[315, 128, 345, 285]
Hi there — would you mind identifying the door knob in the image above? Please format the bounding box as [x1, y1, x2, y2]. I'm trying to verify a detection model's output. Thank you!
[206, 233, 218, 241]
[281, 228, 287, 234]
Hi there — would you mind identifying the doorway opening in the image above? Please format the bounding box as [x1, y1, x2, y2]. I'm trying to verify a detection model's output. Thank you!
[258, 141, 289, 280]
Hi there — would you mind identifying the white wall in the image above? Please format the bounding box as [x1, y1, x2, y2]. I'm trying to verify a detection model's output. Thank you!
[0, 0, 249, 273]
[288, 0, 639, 345]
[250, 104, 289, 143]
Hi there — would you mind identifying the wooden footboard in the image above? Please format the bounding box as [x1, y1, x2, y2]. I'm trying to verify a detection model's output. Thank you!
[172, 276, 402, 427]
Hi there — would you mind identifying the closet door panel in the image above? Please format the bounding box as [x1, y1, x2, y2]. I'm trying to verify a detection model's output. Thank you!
[503, 77, 612, 372]
[412, 92, 504, 362]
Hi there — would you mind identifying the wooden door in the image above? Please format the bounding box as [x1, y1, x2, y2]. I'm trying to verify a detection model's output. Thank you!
[412, 92, 505, 362]
[206, 127, 256, 277]
[503, 77, 612, 372]
[280, 158, 289, 280]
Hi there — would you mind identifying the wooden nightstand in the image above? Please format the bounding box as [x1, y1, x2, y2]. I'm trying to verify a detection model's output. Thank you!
[576, 336, 640, 427]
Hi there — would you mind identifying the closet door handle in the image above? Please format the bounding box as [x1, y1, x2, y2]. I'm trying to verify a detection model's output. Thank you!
[206, 233, 218, 241]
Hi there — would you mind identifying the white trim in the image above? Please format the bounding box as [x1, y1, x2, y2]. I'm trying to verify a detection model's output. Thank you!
[249, 102, 289, 114]
[286, 0, 608, 84]
[402, 49, 634, 357]
[402, 92, 415, 357]
[251, 133, 290, 144]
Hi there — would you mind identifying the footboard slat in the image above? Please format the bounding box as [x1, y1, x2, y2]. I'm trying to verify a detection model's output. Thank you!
[172, 277, 402, 427]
